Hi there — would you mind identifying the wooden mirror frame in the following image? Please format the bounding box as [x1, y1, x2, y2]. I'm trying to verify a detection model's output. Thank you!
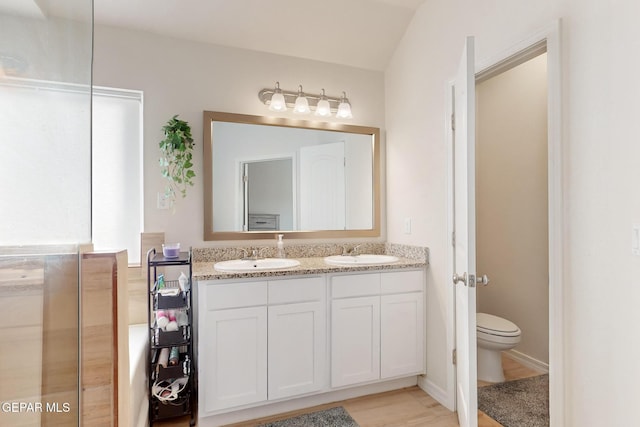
[203, 111, 380, 240]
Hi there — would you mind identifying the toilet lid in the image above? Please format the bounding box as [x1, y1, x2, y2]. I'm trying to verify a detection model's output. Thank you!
[477, 313, 521, 337]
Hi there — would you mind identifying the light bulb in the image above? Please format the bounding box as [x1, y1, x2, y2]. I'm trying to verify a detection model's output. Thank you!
[293, 85, 310, 114]
[315, 89, 331, 117]
[269, 82, 287, 112]
[336, 92, 352, 119]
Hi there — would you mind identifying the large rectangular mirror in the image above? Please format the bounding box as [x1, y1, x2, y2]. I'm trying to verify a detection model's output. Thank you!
[203, 111, 380, 240]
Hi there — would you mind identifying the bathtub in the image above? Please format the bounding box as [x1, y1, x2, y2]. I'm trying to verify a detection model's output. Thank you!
[129, 323, 149, 427]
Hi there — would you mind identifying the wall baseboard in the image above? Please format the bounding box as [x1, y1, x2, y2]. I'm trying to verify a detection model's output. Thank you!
[418, 375, 454, 411]
[505, 349, 549, 374]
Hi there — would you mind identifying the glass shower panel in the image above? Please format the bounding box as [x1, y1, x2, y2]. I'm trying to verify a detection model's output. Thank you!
[0, 1, 93, 426]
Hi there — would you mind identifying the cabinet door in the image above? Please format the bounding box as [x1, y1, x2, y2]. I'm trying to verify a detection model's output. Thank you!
[380, 292, 425, 379]
[200, 306, 267, 413]
[268, 301, 326, 399]
[331, 296, 380, 388]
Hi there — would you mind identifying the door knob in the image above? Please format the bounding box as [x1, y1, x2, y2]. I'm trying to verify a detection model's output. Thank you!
[452, 272, 467, 285]
[452, 272, 489, 287]
[476, 274, 490, 286]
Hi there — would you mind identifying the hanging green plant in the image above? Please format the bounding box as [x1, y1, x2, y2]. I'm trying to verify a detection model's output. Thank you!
[159, 115, 196, 206]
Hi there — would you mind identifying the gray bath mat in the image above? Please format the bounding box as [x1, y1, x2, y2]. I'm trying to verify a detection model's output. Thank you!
[258, 406, 359, 427]
[478, 374, 549, 427]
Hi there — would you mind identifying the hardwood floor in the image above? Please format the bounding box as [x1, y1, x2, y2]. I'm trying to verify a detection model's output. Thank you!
[227, 387, 458, 427]
[154, 353, 543, 427]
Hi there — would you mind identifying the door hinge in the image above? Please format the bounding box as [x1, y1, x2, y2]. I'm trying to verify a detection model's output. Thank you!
[451, 113, 456, 131]
[452, 348, 457, 365]
[451, 231, 456, 247]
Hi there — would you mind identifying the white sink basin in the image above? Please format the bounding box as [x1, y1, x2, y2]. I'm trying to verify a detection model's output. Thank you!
[324, 254, 399, 266]
[214, 258, 301, 272]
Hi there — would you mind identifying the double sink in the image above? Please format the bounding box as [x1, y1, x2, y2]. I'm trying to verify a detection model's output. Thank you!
[213, 253, 399, 272]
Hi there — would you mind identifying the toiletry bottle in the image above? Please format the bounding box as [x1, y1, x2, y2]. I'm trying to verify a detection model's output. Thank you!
[168, 347, 180, 366]
[275, 234, 286, 258]
[178, 271, 188, 292]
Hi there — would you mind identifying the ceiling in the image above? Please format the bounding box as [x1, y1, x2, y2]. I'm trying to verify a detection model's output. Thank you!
[3, 0, 425, 71]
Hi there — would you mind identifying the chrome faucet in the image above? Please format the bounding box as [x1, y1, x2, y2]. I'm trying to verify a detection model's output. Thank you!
[242, 248, 263, 260]
[342, 244, 362, 256]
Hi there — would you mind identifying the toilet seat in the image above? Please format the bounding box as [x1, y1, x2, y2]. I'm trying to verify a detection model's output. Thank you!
[476, 313, 521, 383]
[477, 313, 520, 337]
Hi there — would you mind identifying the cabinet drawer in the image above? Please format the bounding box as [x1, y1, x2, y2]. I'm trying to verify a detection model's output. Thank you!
[331, 273, 380, 298]
[269, 277, 325, 305]
[248, 214, 280, 231]
[380, 270, 424, 294]
[206, 281, 268, 310]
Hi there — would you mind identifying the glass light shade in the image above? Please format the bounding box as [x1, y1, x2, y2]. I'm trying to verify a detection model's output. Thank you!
[336, 92, 353, 119]
[269, 91, 287, 111]
[293, 96, 310, 114]
[314, 89, 332, 117]
[336, 101, 352, 119]
[315, 99, 331, 117]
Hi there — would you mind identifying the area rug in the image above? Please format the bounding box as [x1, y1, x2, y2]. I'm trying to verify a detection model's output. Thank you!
[478, 374, 549, 427]
[258, 406, 359, 427]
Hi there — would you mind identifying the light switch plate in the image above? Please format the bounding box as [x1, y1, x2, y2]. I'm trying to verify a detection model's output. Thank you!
[632, 223, 640, 256]
[157, 192, 170, 210]
[404, 218, 412, 234]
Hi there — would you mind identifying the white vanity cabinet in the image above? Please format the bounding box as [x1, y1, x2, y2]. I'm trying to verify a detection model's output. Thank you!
[197, 267, 425, 421]
[380, 271, 425, 379]
[200, 282, 269, 412]
[267, 277, 326, 400]
[330, 270, 425, 388]
[198, 276, 325, 415]
[330, 274, 381, 388]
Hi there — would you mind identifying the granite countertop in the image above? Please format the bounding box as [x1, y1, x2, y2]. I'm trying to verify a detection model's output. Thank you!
[193, 255, 427, 281]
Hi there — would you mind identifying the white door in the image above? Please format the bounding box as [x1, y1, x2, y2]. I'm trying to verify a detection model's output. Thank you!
[299, 142, 345, 230]
[202, 307, 268, 412]
[331, 296, 380, 387]
[452, 36, 478, 427]
[268, 301, 326, 399]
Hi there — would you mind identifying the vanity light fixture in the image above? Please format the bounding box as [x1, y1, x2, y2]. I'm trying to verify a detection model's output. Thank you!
[258, 83, 353, 118]
[268, 81, 287, 112]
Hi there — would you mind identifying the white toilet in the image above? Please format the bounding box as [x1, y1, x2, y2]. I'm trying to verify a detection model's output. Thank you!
[476, 313, 521, 383]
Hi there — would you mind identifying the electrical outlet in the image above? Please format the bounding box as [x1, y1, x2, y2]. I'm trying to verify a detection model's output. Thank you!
[157, 192, 170, 210]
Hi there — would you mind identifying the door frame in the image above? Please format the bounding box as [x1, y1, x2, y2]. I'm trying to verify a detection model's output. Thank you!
[445, 19, 564, 426]
[236, 152, 297, 231]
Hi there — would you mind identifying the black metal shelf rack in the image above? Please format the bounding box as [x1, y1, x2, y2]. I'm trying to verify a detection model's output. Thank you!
[146, 248, 196, 426]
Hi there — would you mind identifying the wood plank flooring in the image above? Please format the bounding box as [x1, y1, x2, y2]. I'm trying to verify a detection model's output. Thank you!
[154, 353, 543, 427]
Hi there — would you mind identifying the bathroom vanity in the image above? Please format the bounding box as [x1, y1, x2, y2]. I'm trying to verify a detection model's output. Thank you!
[193, 247, 427, 425]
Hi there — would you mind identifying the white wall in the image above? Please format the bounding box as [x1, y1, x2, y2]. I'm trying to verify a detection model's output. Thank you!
[476, 53, 549, 365]
[93, 24, 385, 248]
[345, 136, 374, 229]
[386, 0, 640, 425]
